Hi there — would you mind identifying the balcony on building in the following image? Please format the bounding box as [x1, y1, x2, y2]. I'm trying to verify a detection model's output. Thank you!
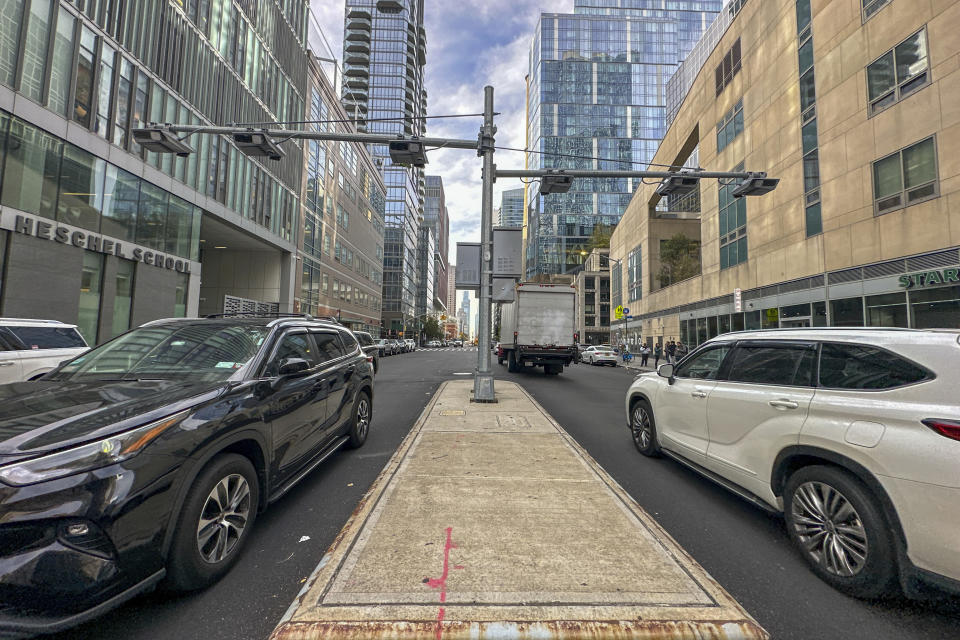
[345, 28, 371, 43]
[377, 0, 403, 12]
[344, 64, 370, 79]
[345, 49, 370, 65]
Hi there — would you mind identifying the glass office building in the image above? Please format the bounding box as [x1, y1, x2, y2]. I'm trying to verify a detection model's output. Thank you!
[342, 0, 427, 337]
[423, 174, 448, 314]
[499, 188, 524, 228]
[0, 0, 310, 344]
[524, 0, 721, 278]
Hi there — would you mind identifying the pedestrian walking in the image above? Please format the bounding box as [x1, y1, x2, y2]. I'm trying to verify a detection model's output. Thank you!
[640, 344, 650, 367]
[654, 343, 663, 368]
[677, 341, 688, 359]
[666, 340, 676, 364]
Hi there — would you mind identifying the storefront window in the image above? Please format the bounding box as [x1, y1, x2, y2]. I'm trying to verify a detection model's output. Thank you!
[58, 144, 106, 231]
[812, 301, 827, 326]
[78, 251, 104, 344]
[1, 118, 61, 219]
[136, 181, 168, 250]
[101, 165, 140, 241]
[910, 286, 960, 328]
[48, 7, 75, 117]
[19, 0, 52, 103]
[745, 310, 761, 330]
[697, 317, 707, 344]
[174, 273, 189, 317]
[719, 314, 731, 334]
[830, 296, 864, 326]
[0, 0, 25, 87]
[112, 259, 135, 337]
[707, 315, 718, 339]
[732, 312, 745, 331]
[781, 303, 810, 318]
[866, 292, 908, 327]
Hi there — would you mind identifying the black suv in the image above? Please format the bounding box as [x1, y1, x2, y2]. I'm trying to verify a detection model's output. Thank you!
[0, 315, 373, 636]
[352, 331, 380, 374]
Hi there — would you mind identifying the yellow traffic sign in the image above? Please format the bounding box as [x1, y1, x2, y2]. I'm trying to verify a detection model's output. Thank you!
[614, 305, 624, 320]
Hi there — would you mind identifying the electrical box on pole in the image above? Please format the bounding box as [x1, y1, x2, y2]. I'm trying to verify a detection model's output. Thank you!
[455, 243, 481, 292]
[492, 227, 523, 279]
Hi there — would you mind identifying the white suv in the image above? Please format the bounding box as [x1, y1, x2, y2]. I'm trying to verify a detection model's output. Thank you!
[0, 318, 89, 383]
[624, 328, 960, 599]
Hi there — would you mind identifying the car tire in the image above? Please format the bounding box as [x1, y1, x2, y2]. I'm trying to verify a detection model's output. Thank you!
[507, 351, 520, 373]
[630, 399, 660, 457]
[167, 454, 259, 591]
[347, 390, 372, 449]
[784, 465, 897, 599]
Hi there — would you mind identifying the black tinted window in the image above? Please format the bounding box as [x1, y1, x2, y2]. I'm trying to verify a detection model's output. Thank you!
[314, 332, 345, 363]
[353, 332, 373, 346]
[727, 344, 816, 386]
[674, 344, 731, 380]
[266, 333, 318, 376]
[3, 326, 87, 349]
[339, 331, 359, 353]
[819, 343, 929, 389]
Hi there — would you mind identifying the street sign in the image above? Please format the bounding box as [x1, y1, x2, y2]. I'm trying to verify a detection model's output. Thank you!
[626, 315, 633, 320]
[614, 305, 624, 319]
[734, 288, 743, 312]
[623, 307, 630, 315]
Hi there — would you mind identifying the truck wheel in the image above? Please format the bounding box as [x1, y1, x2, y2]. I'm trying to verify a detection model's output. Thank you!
[544, 364, 561, 375]
[507, 351, 519, 373]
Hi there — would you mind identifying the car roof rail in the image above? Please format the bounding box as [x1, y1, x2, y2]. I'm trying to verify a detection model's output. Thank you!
[0, 317, 67, 324]
[203, 312, 317, 320]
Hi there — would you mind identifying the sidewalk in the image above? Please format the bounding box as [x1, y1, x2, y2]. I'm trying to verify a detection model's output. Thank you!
[271, 380, 766, 640]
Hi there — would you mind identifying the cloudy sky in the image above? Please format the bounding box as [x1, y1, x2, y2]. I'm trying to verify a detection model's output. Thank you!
[310, 0, 571, 270]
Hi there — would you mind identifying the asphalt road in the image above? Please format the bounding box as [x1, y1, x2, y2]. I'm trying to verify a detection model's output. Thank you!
[53, 348, 959, 640]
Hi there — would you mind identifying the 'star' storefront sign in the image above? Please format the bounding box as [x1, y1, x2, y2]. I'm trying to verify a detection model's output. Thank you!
[1, 211, 196, 273]
[899, 268, 960, 289]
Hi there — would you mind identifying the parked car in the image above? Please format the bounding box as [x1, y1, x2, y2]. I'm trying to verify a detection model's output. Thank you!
[583, 345, 618, 366]
[624, 328, 960, 599]
[454, 339, 463, 348]
[404, 339, 416, 352]
[426, 340, 441, 348]
[390, 339, 405, 353]
[0, 318, 89, 383]
[0, 315, 374, 635]
[353, 331, 380, 374]
[374, 338, 392, 357]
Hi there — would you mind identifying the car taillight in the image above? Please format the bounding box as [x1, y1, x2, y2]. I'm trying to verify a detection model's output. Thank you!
[366, 355, 374, 363]
[922, 419, 960, 442]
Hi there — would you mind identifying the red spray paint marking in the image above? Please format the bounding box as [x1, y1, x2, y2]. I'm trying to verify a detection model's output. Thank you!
[424, 527, 463, 640]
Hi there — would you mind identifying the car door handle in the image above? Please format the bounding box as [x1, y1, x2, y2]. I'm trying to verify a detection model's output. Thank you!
[0, 362, 14, 366]
[691, 390, 708, 399]
[769, 399, 800, 410]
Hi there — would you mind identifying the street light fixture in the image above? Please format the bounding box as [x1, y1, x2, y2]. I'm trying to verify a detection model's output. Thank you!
[388, 139, 428, 167]
[538, 172, 574, 195]
[655, 169, 699, 197]
[732, 172, 780, 198]
[132, 127, 194, 157]
[232, 130, 286, 161]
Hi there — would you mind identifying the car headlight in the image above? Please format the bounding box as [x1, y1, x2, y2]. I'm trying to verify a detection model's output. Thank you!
[0, 410, 189, 487]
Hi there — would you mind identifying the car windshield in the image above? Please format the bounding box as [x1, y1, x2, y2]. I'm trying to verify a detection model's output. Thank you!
[50, 323, 269, 382]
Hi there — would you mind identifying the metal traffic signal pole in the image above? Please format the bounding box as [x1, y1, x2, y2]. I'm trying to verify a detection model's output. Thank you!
[473, 85, 496, 403]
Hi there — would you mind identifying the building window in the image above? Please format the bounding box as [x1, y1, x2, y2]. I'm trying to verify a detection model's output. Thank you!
[1, 117, 62, 219]
[19, 0, 52, 103]
[48, 7, 76, 117]
[174, 272, 189, 317]
[102, 164, 140, 242]
[627, 246, 642, 301]
[719, 164, 747, 269]
[910, 286, 960, 328]
[0, 0, 25, 88]
[74, 26, 97, 128]
[866, 292, 907, 327]
[862, 0, 892, 22]
[716, 99, 743, 153]
[112, 259, 135, 337]
[830, 297, 864, 327]
[611, 261, 622, 310]
[714, 38, 741, 96]
[78, 251, 104, 345]
[796, 0, 822, 235]
[113, 58, 134, 147]
[873, 136, 938, 215]
[58, 144, 106, 232]
[867, 29, 929, 116]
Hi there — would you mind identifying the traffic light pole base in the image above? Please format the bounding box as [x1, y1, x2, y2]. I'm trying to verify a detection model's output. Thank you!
[471, 371, 496, 403]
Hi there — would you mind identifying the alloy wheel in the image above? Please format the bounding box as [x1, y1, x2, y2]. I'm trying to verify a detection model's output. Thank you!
[356, 396, 370, 441]
[791, 481, 868, 577]
[196, 474, 251, 564]
[631, 405, 652, 450]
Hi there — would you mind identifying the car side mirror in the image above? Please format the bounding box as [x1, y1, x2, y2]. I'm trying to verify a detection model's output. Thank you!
[658, 363, 675, 383]
[279, 358, 311, 377]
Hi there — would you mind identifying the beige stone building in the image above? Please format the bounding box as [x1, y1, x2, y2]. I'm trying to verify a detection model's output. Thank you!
[610, 0, 960, 349]
[574, 249, 612, 345]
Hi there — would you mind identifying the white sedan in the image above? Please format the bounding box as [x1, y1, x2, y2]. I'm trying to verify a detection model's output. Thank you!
[583, 345, 618, 366]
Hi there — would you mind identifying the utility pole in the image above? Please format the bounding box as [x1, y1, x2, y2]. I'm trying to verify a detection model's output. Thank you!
[474, 86, 496, 402]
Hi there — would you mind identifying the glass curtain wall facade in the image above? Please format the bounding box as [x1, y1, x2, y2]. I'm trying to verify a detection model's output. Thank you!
[0, 0, 309, 341]
[342, 0, 427, 337]
[423, 175, 448, 313]
[499, 188, 524, 228]
[525, 0, 721, 278]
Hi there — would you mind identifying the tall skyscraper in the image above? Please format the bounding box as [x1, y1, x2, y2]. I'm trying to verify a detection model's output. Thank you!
[458, 290, 471, 337]
[423, 175, 449, 313]
[342, 0, 427, 337]
[0, 0, 309, 344]
[524, 0, 721, 278]
[498, 188, 524, 228]
[446, 266, 457, 316]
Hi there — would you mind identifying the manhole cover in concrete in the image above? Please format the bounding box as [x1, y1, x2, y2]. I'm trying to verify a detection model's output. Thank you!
[439, 410, 466, 416]
[497, 415, 531, 429]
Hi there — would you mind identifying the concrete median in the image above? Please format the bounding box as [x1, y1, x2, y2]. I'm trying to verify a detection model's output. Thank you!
[271, 380, 767, 640]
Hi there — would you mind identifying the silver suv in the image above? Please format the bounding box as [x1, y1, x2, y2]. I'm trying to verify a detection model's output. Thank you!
[625, 328, 960, 599]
